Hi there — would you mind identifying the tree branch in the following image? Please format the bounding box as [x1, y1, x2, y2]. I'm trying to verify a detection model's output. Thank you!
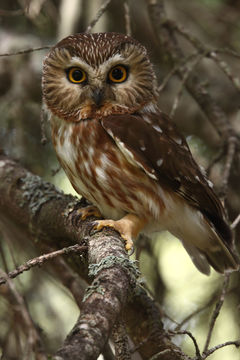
[0, 154, 182, 359]
[0, 244, 87, 285]
[146, 0, 235, 140]
[55, 232, 135, 360]
[0, 270, 47, 359]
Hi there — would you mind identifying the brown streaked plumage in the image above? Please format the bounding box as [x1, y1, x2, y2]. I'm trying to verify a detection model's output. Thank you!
[42, 32, 239, 275]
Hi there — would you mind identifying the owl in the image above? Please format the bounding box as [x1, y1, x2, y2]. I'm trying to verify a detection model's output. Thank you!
[42, 32, 238, 275]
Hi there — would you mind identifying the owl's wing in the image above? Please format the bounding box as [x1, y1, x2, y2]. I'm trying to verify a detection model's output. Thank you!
[101, 112, 238, 272]
[101, 112, 223, 222]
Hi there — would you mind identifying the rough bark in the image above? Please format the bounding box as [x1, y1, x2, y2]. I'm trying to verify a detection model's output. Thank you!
[0, 154, 182, 359]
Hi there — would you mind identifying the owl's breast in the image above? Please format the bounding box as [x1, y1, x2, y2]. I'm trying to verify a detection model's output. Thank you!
[51, 115, 166, 221]
[51, 117, 109, 204]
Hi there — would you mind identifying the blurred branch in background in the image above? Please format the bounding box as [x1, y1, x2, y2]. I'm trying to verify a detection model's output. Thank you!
[0, 245, 87, 286]
[0, 0, 240, 359]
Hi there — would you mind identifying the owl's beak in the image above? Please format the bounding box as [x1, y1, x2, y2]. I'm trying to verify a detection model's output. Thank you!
[92, 88, 104, 106]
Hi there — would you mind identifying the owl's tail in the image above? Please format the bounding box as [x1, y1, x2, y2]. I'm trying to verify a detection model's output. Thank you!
[200, 215, 239, 274]
[170, 209, 239, 275]
[182, 237, 238, 275]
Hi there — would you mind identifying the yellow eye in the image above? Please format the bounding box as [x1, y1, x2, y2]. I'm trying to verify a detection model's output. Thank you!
[67, 67, 87, 83]
[108, 65, 128, 83]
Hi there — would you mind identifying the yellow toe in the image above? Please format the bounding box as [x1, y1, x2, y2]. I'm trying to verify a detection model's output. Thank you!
[93, 214, 146, 253]
[77, 205, 102, 221]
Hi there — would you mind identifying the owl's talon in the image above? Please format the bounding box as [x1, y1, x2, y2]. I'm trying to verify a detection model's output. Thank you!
[93, 218, 134, 251]
[92, 219, 116, 234]
[77, 205, 102, 221]
[125, 240, 135, 256]
[125, 238, 134, 252]
[93, 215, 146, 253]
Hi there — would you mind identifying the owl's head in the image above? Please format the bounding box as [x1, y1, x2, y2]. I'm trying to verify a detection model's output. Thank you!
[42, 32, 158, 122]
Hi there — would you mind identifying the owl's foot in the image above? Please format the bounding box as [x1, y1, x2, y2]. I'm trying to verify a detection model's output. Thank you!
[77, 205, 102, 221]
[93, 214, 147, 252]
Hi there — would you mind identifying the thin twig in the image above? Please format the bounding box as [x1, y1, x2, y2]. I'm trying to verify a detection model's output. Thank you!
[130, 336, 150, 354]
[47, 254, 87, 308]
[216, 48, 240, 59]
[203, 340, 240, 358]
[231, 214, 240, 229]
[146, 0, 234, 140]
[168, 20, 205, 53]
[208, 51, 240, 91]
[0, 46, 51, 57]
[169, 330, 201, 359]
[150, 347, 192, 360]
[124, 1, 131, 36]
[158, 52, 199, 93]
[175, 291, 218, 331]
[209, 51, 240, 92]
[40, 106, 48, 145]
[158, 64, 178, 93]
[206, 148, 225, 176]
[170, 21, 240, 93]
[85, 0, 112, 33]
[170, 52, 207, 118]
[0, 244, 87, 285]
[51, 164, 62, 176]
[0, 9, 24, 16]
[0, 239, 10, 272]
[203, 274, 230, 353]
[220, 136, 237, 200]
[149, 349, 174, 360]
[0, 270, 47, 359]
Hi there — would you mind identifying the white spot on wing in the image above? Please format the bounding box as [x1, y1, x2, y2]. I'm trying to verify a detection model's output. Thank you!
[142, 115, 152, 124]
[173, 137, 182, 145]
[114, 137, 157, 180]
[207, 179, 214, 188]
[199, 165, 207, 177]
[152, 124, 163, 133]
[156, 158, 163, 167]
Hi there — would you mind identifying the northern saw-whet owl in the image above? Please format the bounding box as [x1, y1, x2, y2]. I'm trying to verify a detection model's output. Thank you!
[42, 32, 238, 275]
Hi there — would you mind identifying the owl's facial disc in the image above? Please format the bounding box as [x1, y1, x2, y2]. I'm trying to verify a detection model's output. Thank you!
[42, 32, 159, 121]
